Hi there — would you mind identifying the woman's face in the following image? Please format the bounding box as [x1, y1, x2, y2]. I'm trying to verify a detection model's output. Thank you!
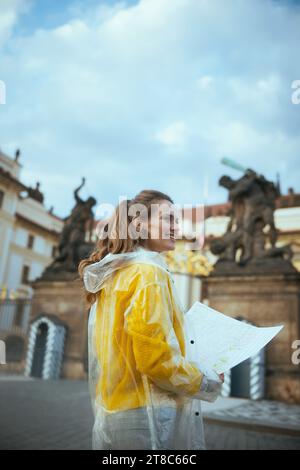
[141, 199, 181, 252]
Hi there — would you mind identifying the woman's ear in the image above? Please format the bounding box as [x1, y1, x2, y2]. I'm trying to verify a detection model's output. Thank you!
[131, 218, 140, 231]
[129, 218, 142, 240]
[131, 217, 149, 240]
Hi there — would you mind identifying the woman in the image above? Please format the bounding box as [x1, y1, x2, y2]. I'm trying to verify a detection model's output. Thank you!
[79, 189, 223, 450]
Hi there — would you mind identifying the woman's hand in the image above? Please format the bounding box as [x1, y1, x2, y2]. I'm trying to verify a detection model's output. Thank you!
[197, 373, 224, 402]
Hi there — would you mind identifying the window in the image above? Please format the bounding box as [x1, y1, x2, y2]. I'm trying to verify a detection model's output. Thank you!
[52, 245, 57, 258]
[0, 190, 4, 209]
[14, 301, 25, 327]
[27, 234, 35, 249]
[21, 265, 30, 285]
[6, 336, 25, 363]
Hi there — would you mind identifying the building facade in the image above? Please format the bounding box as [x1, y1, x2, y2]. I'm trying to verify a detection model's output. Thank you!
[0, 149, 63, 299]
[0, 149, 63, 373]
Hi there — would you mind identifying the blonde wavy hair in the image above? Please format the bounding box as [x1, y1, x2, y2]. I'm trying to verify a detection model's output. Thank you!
[78, 189, 173, 304]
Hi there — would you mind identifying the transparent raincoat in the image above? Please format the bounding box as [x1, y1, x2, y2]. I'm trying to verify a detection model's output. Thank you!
[83, 246, 223, 450]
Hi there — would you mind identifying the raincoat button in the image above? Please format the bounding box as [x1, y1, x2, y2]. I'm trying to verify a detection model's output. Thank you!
[195, 412, 200, 416]
[190, 340, 194, 344]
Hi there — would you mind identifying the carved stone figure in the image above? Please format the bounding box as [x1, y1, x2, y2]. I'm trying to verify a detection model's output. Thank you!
[210, 168, 295, 273]
[41, 178, 96, 279]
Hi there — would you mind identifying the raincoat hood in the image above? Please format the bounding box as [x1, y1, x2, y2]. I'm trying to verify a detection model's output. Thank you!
[83, 246, 171, 294]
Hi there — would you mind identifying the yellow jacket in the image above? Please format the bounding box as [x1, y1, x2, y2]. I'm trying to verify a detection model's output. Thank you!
[84, 248, 222, 450]
[92, 261, 204, 412]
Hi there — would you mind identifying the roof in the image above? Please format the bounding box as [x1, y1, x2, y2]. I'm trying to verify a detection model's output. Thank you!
[0, 166, 28, 192]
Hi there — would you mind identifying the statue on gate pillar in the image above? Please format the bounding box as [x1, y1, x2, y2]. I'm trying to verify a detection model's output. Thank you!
[41, 178, 97, 280]
[210, 163, 295, 274]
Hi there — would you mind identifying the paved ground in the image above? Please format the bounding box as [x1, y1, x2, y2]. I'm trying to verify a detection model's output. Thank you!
[201, 396, 300, 435]
[0, 376, 299, 450]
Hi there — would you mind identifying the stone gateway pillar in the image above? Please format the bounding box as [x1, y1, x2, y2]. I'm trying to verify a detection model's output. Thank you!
[26, 179, 96, 380]
[202, 271, 300, 404]
[27, 280, 88, 379]
[206, 167, 300, 404]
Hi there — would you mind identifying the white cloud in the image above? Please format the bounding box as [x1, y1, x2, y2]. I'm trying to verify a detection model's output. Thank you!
[155, 121, 189, 153]
[0, 0, 299, 216]
[0, 0, 30, 48]
[196, 75, 215, 90]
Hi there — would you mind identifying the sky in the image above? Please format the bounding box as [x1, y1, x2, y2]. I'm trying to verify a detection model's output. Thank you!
[0, 0, 299, 218]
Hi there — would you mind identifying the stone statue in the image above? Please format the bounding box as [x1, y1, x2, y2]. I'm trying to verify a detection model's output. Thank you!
[41, 178, 96, 280]
[27, 182, 44, 204]
[210, 168, 295, 273]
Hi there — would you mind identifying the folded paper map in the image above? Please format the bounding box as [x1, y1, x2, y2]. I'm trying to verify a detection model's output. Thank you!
[184, 301, 284, 380]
